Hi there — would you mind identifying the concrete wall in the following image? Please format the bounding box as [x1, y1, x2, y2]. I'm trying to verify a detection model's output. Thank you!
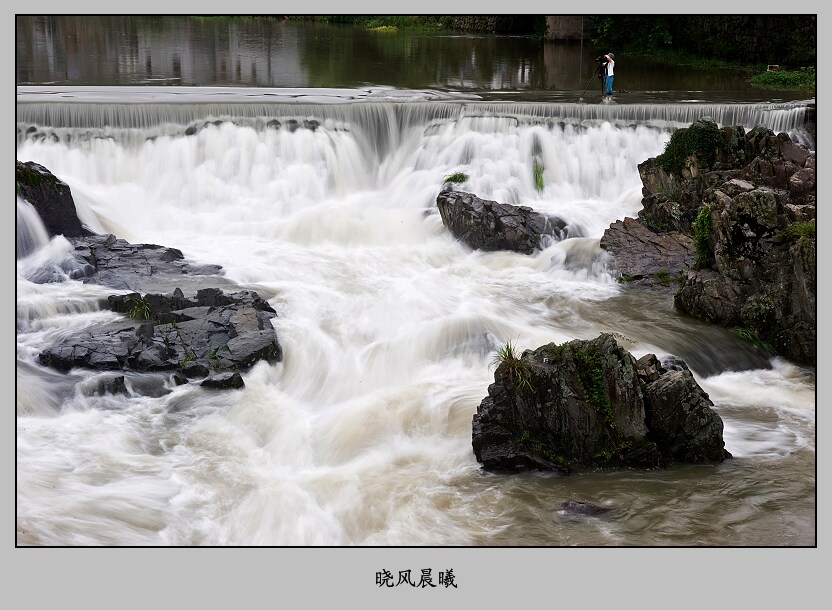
[545, 16, 586, 40]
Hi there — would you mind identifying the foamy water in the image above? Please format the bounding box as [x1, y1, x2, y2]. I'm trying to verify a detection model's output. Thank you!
[16, 100, 815, 546]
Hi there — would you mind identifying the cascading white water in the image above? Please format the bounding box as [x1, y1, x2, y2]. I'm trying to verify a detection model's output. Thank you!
[16, 100, 816, 546]
[16, 196, 50, 259]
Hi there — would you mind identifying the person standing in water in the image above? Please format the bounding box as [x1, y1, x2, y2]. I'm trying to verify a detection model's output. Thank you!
[604, 52, 615, 97]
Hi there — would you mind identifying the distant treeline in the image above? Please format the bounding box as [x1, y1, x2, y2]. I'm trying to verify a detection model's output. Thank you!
[290, 15, 816, 66]
[585, 15, 816, 66]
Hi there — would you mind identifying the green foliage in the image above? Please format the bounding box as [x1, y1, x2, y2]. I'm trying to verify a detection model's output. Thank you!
[586, 15, 815, 65]
[310, 16, 454, 32]
[127, 295, 152, 320]
[442, 171, 469, 184]
[589, 15, 673, 50]
[751, 67, 815, 91]
[777, 220, 816, 241]
[492, 340, 533, 393]
[532, 159, 544, 192]
[618, 273, 634, 283]
[657, 121, 726, 177]
[731, 327, 774, 354]
[693, 206, 713, 268]
[651, 268, 671, 287]
[178, 350, 196, 369]
[574, 349, 614, 429]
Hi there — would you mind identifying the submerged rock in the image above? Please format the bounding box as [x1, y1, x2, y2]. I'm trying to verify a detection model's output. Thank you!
[436, 189, 569, 254]
[560, 500, 612, 516]
[472, 333, 729, 473]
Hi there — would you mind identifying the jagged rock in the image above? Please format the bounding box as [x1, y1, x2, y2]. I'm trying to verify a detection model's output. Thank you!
[471, 334, 729, 473]
[436, 189, 568, 254]
[38, 289, 282, 381]
[201, 372, 245, 390]
[20, 160, 284, 391]
[600, 217, 694, 290]
[16, 161, 88, 238]
[65, 234, 225, 293]
[603, 121, 815, 365]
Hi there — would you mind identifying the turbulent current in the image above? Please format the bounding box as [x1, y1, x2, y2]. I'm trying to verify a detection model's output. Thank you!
[16, 95, 816, 546]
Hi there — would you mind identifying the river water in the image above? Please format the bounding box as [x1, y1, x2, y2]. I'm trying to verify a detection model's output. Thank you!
[16, 16, 815, 547]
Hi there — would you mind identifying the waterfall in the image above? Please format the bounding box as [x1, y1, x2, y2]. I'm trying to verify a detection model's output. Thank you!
[15, 97, 815, 546]
[16, 196, 50, 259]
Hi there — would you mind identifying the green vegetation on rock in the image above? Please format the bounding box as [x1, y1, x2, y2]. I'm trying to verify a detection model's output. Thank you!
[493, 340, 533, 392]
[127, 295, 152, 320]
[693, 206, 713, 268]
[777, 220, 815, 241]
[656, 120, 726, 177]
[442, 171, 469, 185]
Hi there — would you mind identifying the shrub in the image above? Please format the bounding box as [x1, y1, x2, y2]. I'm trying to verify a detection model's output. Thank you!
[657, 120, 726, 176]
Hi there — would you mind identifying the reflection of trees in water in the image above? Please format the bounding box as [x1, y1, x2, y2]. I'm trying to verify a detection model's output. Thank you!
[16, 16, 304, 87]
[16, 16, 788, 95]
[295, 23, 547, 90]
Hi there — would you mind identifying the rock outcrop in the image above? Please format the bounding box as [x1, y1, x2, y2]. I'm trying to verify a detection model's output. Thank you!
[472, 334, 729, 473]
[600, 118, 816, 365]
[16, 160, 89, 238]
[18, 161, 283, 388]
[39, 288, 282, 386]
[436, 189, 570, 254]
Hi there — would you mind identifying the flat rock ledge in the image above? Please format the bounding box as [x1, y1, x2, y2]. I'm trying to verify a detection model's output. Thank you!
[38, 288, 282, 389]
[436, 189, 573, 254]
[472, 333, 730, 473]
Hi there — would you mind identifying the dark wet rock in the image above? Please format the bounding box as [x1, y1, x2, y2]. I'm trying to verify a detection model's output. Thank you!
[201, 372, 245, 390]
[61, 234, 226, 293]
[436, 189, 568, 254]
[19, 160, 283, 390]
[16, 160, 89, 238]
[560, 500, 612, 516]
[100, 375, 128, 396]
[472, 333, 729, 473]
[600, 217, 694, 290]
[39, 289, 282, 383]
[601, 120, 815, 365]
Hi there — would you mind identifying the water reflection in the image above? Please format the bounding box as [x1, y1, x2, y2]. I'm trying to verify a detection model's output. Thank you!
[17, 15, 808, 102]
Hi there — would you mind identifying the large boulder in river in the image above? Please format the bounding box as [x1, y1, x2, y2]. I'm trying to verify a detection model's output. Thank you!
[16, 160, 88, 238]
[436, 189, 568, 254]
[472, 334, 729, 472]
